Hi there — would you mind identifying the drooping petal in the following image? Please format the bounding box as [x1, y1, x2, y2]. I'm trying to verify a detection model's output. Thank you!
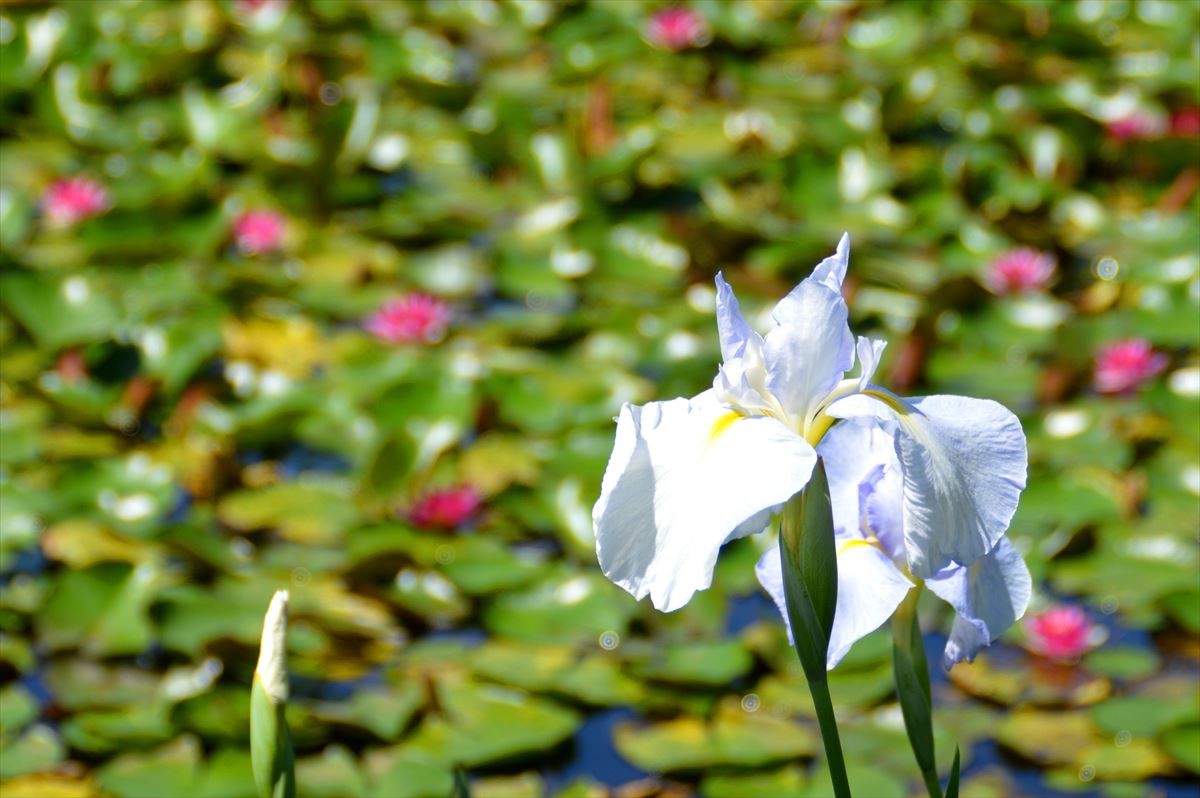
[829, 392, 1027, 579]
[926, 536, 1032, 668]
[756, 537, 913, 669]
[762, 279, 855, 423]
[855, 336, 887, 390]
[715, 272, 756, 362]
[818, 417, 904, 559]
[594, 390, 817, 612]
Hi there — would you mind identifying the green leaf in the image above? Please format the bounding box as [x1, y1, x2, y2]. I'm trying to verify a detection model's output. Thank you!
[944, 747, 961, 798]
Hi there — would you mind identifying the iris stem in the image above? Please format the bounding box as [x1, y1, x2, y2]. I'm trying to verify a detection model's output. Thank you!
[806, 675, 852, 798]
[893, 587, 943, 798]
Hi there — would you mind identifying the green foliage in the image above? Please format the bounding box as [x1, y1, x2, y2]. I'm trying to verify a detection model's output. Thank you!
[0, 0, 1197, 795]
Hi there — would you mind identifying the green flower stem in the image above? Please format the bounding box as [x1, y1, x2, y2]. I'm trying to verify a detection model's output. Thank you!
[892, 585, 942, 798]
[779, 462, 852, 798]
[806, 673, 852, 798]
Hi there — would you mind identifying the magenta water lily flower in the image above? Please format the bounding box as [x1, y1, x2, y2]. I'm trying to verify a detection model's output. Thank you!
[233, 209, 286, 255]
[1022, 605, 1107, 662]
[409, 486, 482, 530]
[43, 177, 110, 226]
[365, 295, 451, 344]
[1094, 339, 1168, 394]
[985, 248, 1056, 295]
[644, 6, 709, 51]
[593, 235, 1029, 668]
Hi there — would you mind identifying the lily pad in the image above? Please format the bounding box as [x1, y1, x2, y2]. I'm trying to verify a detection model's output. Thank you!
[614, 697, 815, 772]
[404, 677, 581, 768]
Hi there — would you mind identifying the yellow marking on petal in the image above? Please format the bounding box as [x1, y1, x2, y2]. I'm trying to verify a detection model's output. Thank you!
[839, 536, 883, 554]
[707, 411, 742, 448]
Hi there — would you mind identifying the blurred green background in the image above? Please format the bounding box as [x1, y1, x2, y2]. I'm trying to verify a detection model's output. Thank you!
[1, 1, 1198, 796]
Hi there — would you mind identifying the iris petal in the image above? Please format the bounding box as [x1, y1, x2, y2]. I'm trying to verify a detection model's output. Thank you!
[818, 417, 904, 558]
[756, 537, 912, 669]
[594, 390, 817, 612]
[829, 392, 1027, 578]
[855, 336, 887, 390]
[926, 536, 1032, 668]
[762, 282, 855, 422]
[715, 272, 756, 362]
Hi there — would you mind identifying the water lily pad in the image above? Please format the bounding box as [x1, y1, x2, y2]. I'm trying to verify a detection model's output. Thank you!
[38, 563, 158, 656]
[482, 569, 637, 644]
[0, 684, 39, 736]
[310, 683, 424, 741]
[630, 640, 753, 687]
[61, 702, 174, 755]
[192, 748, 255, 798]
[1160, 723, 1200, 774]
[614, 697, 815, 772]
[471, 772, 543, 798]
[469, 641, 643, 706]
[1076, 737, 1174, 781]
[95, 735, 201, 798]
[404, 677, 581, 768]
[996, 710, 1099, 766]
[217, 481, 359, 545]
[701, 765, 807, 798]
[0, 724, 64, 779]
[1084, 646, 1161, 681]
[1091, 694, 1198, 739]
[361, 747, 453, 798]
[297, 745, 368, 798]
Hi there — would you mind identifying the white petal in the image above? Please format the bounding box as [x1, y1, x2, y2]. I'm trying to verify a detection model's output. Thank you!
[762, 279, 854, 422]
[715, 272, 756, 362]
[756, 537, 913, 669]
[855, 336, 887, 390]
[755, 545, 792, 643]
[594, 391, 817, 612]
[830, 392, 1027, 579]
[810, 232, 851, 293]
[826, 538, 913, 668]
[927, 536, 1032, 668]
[770, 237, 849, 325]
[818, 417, 904, 559]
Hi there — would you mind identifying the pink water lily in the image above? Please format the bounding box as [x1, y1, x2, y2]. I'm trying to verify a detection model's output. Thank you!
[1094, 339, 1168, 394]
[645, 6, 709, 51]
[43, 177, 110, 226]
[1107, 112, 1163, 142]
[1022, 605, 1107, 662]
[984, 248, 1056, 295]
[409, 486, 482, 530]
[233, 209, 286, 255]
[365, 295, 451, 344]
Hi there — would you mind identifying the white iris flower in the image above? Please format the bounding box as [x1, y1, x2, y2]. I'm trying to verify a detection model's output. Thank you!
[593, 235, 1030, 668]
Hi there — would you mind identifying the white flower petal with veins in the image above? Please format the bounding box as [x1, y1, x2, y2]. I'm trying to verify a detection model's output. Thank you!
[594, 390, 816, 612]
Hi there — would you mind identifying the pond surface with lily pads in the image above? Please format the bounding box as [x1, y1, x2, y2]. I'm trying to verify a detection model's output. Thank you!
[0, 2, 1198, 797]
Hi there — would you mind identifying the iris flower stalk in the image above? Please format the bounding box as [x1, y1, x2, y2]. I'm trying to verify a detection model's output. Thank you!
[593, 236, 1029, 797]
